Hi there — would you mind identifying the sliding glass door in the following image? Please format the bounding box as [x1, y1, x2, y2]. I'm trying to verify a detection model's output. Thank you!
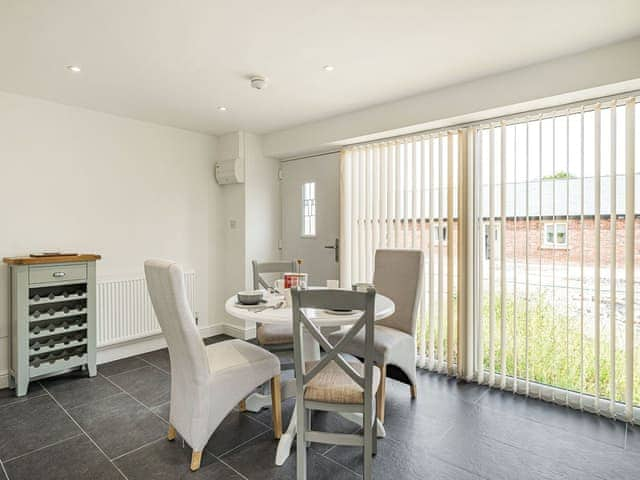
[340, 94, 639, 423]
[475, 99, 639, 420]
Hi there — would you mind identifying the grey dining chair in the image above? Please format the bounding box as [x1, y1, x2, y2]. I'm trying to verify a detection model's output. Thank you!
[145, 259, 282, 471]
[252, 260, 297, 348]
[291, 287, 380, 480]
[329, 249, 424, 422]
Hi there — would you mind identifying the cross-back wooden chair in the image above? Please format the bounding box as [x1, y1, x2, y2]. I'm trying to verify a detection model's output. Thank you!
[252, 260, 296, 348]
[291, 287, 380, 480]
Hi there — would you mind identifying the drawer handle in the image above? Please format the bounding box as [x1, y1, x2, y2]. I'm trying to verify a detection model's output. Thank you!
[52, 272, 66, 278]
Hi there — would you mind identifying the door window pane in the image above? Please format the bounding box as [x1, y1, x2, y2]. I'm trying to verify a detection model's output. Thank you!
[302, 182, 316, 236]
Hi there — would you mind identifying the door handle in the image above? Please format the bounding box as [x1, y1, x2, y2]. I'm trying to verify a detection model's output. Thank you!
[325, 239, 339, 262]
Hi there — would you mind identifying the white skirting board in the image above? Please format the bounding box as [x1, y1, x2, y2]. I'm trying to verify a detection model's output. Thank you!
[223, 323, 256, 340]
[95, 324, 225, 364]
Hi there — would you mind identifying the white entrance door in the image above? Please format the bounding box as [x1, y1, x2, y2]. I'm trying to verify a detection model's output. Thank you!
[281, 152, 340, 286]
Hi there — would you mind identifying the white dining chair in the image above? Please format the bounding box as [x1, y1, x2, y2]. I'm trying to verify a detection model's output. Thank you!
[144, 259, 283, 471]
[329, 249, 424, 422]
[291, 287, 380, 480]
[252, 260, 297, 348]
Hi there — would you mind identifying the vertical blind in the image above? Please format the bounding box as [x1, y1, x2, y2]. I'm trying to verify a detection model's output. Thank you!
[340, 94, 639, 423]
[340, 129, 473, 377]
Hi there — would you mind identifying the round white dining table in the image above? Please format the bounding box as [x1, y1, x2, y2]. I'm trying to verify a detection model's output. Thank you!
[224, 290, 395, 466]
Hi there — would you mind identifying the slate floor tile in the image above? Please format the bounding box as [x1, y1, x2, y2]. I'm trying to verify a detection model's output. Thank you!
[151, 402, 171, 422]
[98, 356, 148, 377]
[222, 432, 359, 480]
[203, 334, 233, 345]
[115, 437, 241, 479]
[429, 425, 600, 480]
[243, 397, 296, 430]
[382, 376, 479, 433]
[478, 388, 627, 448]
[138, 349, 171, 372]
[41, 371, 121, 409]
[69, 392, 166, 459]
[0, 395, 80, 461]
[108, 365, 170, 408]
[326, 436, 482, 479]
[458, 405, 639, 479]
[0, 383, 45, 409]
[3, 434, 122, 480]
[205, 411, 270, 456]
[1, 355, 638, 480]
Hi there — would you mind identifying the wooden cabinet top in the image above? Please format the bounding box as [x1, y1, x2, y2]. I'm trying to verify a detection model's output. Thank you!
[3, 254, 102, 265]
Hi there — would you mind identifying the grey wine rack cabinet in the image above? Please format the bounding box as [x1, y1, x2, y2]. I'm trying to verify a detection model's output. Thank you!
[3, 254, 101, 396]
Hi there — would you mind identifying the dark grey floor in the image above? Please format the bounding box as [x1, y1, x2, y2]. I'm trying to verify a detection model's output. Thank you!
[1, 334, 639, 479]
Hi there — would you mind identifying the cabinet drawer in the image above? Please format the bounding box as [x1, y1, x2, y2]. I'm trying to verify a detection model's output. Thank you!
[29, 264, 87, 285]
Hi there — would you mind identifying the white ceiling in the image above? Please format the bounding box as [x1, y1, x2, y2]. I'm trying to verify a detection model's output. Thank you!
[1, 0, 639, 135]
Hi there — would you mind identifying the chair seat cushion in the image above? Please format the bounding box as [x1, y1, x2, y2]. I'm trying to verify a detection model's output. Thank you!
[304, 360, 380, 405]
[257, 323, 293, 346]
[206, 339, 280, 379]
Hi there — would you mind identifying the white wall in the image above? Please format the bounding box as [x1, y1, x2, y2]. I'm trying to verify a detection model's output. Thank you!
[244, 132, 281, 281]
[0, 91, 222, 383]
[216, 131, 281, 337]
[263, 36, 640, 158]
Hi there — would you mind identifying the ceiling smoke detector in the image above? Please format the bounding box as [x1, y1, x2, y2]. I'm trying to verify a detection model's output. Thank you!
[250, 75, 268, 90]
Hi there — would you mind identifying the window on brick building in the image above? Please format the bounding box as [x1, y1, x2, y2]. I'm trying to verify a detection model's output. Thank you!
[483, 223, 500, 260]
[431, 224, 447, 245]
[543, 222, 568, 248]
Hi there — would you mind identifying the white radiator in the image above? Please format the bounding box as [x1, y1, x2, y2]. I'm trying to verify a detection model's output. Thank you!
[96, 272, 196, 347]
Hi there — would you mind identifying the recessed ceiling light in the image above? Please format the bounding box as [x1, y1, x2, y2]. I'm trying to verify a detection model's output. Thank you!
[217, 106, 227, 112]
[323, 65, 335, 72]
[65, 65, 81, 73]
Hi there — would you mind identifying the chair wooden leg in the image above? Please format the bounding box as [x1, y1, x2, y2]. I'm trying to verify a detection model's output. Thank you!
[190, 451, 202, 472]
[167, 424, 176, 441]
[410, 383, 417, 399]
[270, 375, 283, 439]
[376, 364, 387, 423]
[238, 400, 247, 412]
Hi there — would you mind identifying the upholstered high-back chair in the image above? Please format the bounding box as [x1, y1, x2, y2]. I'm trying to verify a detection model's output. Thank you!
[291, 287, 380, 480]
[145, 259, 282, 471]
[329, 249, 423, 422]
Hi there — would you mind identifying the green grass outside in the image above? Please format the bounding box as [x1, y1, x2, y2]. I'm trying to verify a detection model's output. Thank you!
[419, 293, 640, 405]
